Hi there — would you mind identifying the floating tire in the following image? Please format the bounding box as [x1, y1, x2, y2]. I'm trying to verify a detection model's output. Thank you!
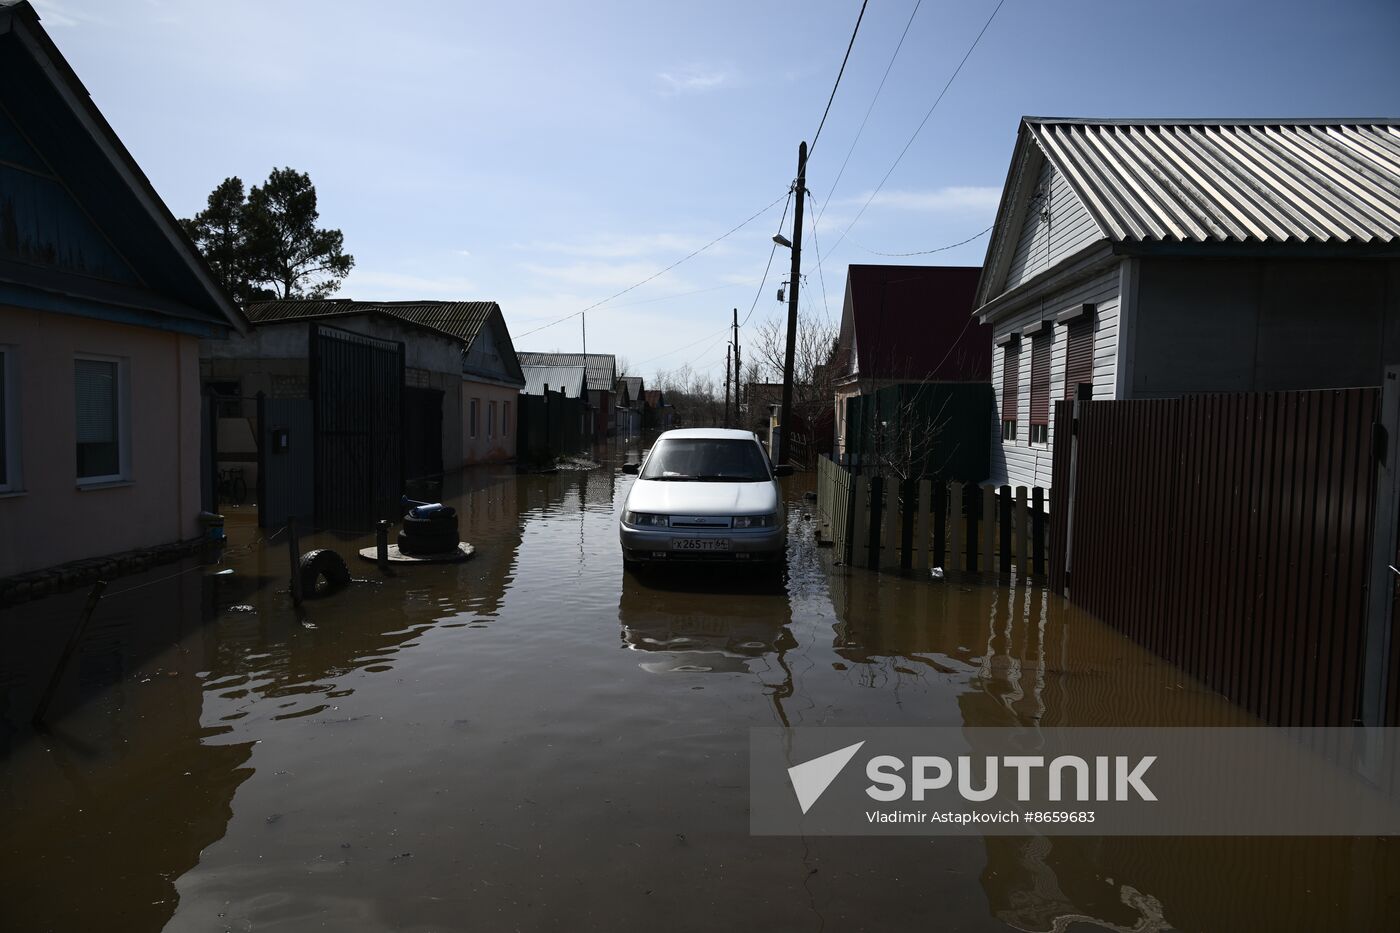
[397, 530, 459, 555]
[299, 548, 351, 597]
[402, 511, 456, 532]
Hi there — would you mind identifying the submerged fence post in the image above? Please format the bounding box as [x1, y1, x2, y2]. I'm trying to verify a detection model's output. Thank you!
[32, 579, 107, 726]
[377, 520, 391, 571]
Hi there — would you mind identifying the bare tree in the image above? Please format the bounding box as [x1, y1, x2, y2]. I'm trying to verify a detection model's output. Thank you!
[752, 311, 839, 467]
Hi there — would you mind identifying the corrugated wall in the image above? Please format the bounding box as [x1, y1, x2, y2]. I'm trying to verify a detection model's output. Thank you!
[1056, 388, 1384, 727]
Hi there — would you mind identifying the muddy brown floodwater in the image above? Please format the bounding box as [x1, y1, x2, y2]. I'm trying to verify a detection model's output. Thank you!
[2, 453, 1397, 932]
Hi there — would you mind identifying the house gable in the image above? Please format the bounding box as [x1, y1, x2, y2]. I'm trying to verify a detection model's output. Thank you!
[463, 306, 525, 386]
[0, 2, 243, 336]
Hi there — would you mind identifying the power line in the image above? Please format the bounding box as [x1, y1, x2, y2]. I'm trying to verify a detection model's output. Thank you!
[513, 190, 789, 341]
[635, 191, 794, 370]
[815, 0, 924, 225]
[809, 0, 870, 158]
[807, 206, 832, 326]
[844, 221, 996, 257]
[823, 0, 1008, 259]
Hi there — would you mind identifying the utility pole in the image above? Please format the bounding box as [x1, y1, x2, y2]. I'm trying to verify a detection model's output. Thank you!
[724, 343, 732, 428]
[732, 307, 741, 430]
[776, 140, 807, 467]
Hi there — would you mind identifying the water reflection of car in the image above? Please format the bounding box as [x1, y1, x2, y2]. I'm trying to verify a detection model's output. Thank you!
[619, 428, 790, 571]
[617, 567, 796, 673]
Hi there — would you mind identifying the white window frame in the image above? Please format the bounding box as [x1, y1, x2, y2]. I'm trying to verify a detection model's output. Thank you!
[0, 346, 21, 494]
[74, 353, 130, 486]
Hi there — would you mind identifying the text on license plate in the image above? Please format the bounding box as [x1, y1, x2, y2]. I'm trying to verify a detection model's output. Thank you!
[672, 538, 731, 551]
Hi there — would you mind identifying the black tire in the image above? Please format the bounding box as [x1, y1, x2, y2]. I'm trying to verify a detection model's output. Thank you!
[402, 510, 456, 532]
[299, 548, 350, 597]
[398, 530, 459, 555]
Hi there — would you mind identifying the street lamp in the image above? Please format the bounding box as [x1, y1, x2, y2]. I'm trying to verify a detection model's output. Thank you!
[772, 233, 792, 249]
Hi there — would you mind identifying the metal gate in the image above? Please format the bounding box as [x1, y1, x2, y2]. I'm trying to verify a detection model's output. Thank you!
[310, 324, 404, 532]
[257, 396, 313, 529]
[403, 386, 444, 482]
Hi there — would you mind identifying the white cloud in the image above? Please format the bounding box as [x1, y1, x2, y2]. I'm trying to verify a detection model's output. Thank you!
[842, 186, 1002, 214]
[342, 271, 480, 300]
[657, 65, 733, 95]
[516, 232, 716, 260]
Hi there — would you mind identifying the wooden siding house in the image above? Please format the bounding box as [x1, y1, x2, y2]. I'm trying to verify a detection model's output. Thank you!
[976, 117, 1400, 488]
[0, 1, 246, 578]
[833, 265, 992, 476]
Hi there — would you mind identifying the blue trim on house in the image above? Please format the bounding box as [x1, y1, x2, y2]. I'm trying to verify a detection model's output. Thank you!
[0, 282, 229, 337]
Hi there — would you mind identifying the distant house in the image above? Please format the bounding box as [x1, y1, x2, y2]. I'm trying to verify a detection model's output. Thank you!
[832, 265, 992, 478]
[517, 352, 617, 442]
[203, 307, 468, 488]
[232, 300, 527, 468]
[0, 1, 246, 578]
[975, 117, 1400, 487]
[617, 375, 643, 436]
[643, 390, 675, 430]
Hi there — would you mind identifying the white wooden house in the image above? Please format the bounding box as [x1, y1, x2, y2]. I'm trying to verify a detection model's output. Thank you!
[976, 117, 1400, 488]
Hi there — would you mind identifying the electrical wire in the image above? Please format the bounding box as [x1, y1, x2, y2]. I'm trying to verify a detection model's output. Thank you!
[823, 0, 1008, 260]
[815, 0, 924, 225]
[513, 190, 789, 341]
[809, 0, 870, 159]
[844, 221, 996, 257]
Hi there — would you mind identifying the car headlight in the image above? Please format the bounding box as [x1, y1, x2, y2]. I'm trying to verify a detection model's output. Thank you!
[624, 511, 669, 527]
[732, 513, 777, 529]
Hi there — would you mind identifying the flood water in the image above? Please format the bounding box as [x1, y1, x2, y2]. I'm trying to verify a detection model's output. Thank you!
[2, 451, 1397, 932]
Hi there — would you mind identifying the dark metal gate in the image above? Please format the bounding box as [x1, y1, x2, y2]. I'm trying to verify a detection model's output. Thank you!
[310, 324, 404, 532]
[403, 386, 444, 482]
[1051, 387, 1389, 726]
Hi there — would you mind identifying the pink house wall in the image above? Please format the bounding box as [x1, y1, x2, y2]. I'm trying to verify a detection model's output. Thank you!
[461, 380, 519, 465]
[0, 305, 203, 577]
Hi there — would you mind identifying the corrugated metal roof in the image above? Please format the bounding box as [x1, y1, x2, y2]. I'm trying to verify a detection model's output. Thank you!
[619, 375, 643, 400]
[521, 364, 586, 398]
[245, 299, 500, 343]
[517, 352, 616, 392]
[1027, 119, 1400, 244]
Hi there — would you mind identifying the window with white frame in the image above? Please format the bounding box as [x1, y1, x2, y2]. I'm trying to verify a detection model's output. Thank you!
[75, 356, 127, 483]
[0, 347, 19, 492]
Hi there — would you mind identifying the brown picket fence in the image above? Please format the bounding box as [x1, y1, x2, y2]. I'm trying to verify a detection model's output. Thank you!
[815, 456, 1050, 578]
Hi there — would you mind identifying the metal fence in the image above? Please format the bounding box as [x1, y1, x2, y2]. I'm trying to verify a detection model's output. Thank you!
[1051, 388, 1391, 727]
[310, 324, 404, 532]
[816, 455, 1050, 577]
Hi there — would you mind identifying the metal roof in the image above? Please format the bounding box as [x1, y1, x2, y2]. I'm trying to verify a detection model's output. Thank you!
[517, 352, 616, 392]
[1027, 118, 1400, 245]
[521, 364, 586, 398]
[245, 299, 502, 343]
[619, 375, 643, 399]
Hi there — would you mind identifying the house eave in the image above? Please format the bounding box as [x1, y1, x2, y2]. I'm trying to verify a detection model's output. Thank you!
[974, 240, 1118, 325]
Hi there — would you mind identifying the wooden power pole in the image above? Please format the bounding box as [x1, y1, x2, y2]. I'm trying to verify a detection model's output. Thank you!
[776, 141, 807, 466]
[732, 307, 741, 430]
[724, 343, 732, 428]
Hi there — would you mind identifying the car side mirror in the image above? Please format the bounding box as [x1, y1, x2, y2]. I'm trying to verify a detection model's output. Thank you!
[622, 462, 640, 475]
[773, 465, 793, 477]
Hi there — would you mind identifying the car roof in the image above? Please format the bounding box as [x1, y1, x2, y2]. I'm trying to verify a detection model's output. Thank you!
[655, 428, 760, 441]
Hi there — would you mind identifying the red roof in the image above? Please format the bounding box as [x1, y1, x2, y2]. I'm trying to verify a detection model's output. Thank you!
[839, 265, 989, 382]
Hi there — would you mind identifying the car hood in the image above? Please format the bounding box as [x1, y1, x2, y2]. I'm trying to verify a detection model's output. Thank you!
[625, 479, 779, 517]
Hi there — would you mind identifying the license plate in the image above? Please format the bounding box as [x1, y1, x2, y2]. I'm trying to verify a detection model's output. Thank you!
[672, 538, 731, 551]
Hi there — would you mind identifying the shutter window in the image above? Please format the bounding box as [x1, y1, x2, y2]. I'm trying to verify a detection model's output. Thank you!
[1029, 332, 1051, 427]
[75, 358, 120, 478]
[1064, 316, 1094, 400]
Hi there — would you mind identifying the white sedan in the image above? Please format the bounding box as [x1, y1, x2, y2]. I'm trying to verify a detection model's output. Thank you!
[619, 428, 790, 569]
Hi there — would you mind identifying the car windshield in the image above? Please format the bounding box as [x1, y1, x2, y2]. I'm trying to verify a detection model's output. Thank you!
[639, 438, 771, 482]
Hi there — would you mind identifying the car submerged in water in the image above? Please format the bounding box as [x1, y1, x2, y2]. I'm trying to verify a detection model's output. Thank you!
[619, 428, 791, 570]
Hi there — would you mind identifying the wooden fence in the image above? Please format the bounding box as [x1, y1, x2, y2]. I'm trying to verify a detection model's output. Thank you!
[815, 455, 1051, 577]
[1050, 388, 1395, 727]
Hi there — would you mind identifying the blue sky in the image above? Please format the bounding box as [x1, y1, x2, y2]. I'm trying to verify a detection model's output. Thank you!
[34, 0, 1400, 383]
